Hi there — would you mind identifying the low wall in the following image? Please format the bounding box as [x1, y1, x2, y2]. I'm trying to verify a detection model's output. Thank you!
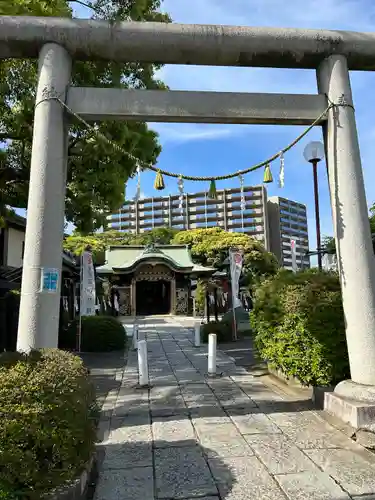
[267, 365, 334, 409]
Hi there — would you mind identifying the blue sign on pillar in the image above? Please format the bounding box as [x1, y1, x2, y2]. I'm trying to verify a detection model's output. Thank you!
[41, 268, 59, 293]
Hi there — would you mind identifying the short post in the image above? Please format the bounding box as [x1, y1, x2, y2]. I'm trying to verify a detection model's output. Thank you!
[208, 333, 217, 376]
[194, 322, 201, 347]
[138, 328, 144, 342]
[132, 324, 138, 350]
[138, 340, 149, 387]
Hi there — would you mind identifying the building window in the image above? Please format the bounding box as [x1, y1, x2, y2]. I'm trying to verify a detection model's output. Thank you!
[22, 241, 25, 260]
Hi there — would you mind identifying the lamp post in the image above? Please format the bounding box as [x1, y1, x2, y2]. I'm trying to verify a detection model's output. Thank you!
[303, 141, 325, 271]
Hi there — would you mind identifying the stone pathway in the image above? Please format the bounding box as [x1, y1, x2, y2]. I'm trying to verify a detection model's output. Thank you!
[94, 321, 375, 500]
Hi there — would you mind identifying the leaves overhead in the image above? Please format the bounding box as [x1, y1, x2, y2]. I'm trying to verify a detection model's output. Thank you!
[0, 0, 171, 233]
[64, 227, 279, 280]
[172, 227, 279, 281]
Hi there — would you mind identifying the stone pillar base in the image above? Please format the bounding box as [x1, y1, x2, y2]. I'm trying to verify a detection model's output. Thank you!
[324, 380, 375, 446]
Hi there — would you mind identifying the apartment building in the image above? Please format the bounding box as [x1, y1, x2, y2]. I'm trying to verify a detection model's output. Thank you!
[107, 185, 271, 249]
[268, 196, 310, 270]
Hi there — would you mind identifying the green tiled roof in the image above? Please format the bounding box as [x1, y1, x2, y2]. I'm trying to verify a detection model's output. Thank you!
[96, 244, 215, 275]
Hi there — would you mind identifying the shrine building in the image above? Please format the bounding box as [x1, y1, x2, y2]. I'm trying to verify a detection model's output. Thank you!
[96, 244, 215, 316]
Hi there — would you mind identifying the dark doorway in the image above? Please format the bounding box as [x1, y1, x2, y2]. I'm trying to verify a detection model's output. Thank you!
[136, 280, 171, 316]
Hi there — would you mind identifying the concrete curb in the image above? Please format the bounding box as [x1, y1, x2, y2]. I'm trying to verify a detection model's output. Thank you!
[44, 456, 96, 500]
[267, 365, 334, 409]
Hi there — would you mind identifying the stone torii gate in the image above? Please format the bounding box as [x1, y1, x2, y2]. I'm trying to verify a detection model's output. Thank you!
[1, 16, 375, 426]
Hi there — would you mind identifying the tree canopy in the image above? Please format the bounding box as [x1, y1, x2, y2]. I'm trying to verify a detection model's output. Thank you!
[64, 227, 279, 280]
[172, 227, 279, 281]
[64, 227, 178, 264]
[0, 0, 170, 232]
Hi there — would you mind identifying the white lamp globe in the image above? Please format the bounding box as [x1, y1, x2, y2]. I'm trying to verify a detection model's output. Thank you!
[303, 141, 325, 163]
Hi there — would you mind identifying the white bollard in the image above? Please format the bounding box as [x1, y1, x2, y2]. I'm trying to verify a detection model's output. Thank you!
[138, 340, 149, 387]
[132, 324, 138, 350]
[208, 333, 217, 376]
[194, 322, 201, 347]
[138, 328, 144, 342]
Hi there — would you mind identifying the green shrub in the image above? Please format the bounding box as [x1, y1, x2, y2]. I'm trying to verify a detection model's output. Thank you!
[0, 349, 97, 499]
[201, 320, 233, 343]
[251, 269, 349, 386]
[60, 315, 126, 352]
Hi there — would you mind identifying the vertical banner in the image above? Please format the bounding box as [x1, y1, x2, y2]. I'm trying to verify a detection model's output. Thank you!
[290, 239, 298, 273]
[229, 249, 243, 341]
[229, 250, 243, 308]
[80, 251, 96, 317]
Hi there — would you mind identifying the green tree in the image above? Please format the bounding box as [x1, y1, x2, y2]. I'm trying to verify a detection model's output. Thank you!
[322, 235, 336, 254]
[370, 203, 375, 234]
[0, 0, 170, 232]
[64, 227, 177, 264]
[64, 227, 278, 279]
[172, 228, 279, 282]
[128, 227, 178, 245]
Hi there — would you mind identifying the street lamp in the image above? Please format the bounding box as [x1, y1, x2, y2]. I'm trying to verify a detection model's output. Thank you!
[303, 141, 325, 271]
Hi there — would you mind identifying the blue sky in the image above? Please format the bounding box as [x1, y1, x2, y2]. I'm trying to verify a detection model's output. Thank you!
[22, 1, 375, 252]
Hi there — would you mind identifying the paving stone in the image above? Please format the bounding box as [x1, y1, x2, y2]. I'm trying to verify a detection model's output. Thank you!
[154, 445, 218, 499]
[102, 423, 152, 469]
[153, 415, 197, 447]
[195, 422, 253, 457]
[180, 384, 219, 409]
[208, 455, 286, 500]
[275, 470, 351, 499]
[150, 375, 178, 386]
[110, 413, 151, 429]
[106, 420, 152, 442]
[244, 433, 317, 474]
[229, 409, 282, 434]
[183, 498, 219, 500]
[305, 448, 375, 496]
[101, 441, 152, 470]
[94, 466, 154, 500]
[151, 395, 189, 417]
[112, 402, 150, 417]
[220, 397, 258, 410]
[191, 412, 231, 426]
[268, 411, 359, 449]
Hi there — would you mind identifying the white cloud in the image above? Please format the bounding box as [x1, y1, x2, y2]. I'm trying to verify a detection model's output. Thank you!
[151, 122, 235, 144]
[157, 0, 375, 96]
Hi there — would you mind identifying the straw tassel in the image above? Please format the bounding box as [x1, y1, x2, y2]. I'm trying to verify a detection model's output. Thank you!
[208, 179, 218, 199]
[263, 164, 273, 183]
[154, 170, 165, 190]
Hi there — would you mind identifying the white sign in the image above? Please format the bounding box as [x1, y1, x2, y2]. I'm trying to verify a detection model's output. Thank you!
[80, 251, 96, 316]
[290, 239, 298, 273]
[229, 250, 243, 308]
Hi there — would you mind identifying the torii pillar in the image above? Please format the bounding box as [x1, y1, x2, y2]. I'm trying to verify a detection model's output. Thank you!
[318, 55, 375, 434]
[16, 43, 71, 352]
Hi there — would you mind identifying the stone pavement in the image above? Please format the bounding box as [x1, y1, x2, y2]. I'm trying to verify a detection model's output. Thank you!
[94, 321, 375, 500]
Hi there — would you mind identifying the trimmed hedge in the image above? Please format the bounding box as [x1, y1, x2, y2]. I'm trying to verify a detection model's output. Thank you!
[201, 320, 233, 343]
[0, 349, 97, 499]
[251, 269, 349, 386]
[59, 315, 127, 352]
